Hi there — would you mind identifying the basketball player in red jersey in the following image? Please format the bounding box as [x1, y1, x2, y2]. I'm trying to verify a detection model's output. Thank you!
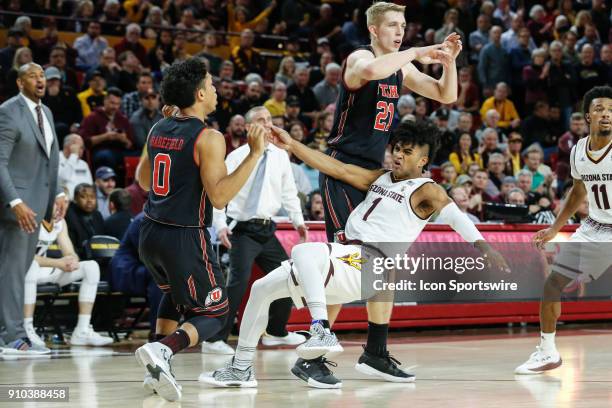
[305, 1, 463, 385]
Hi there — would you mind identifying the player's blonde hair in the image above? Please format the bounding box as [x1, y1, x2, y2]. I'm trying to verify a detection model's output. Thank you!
[366, 1, 406, 27]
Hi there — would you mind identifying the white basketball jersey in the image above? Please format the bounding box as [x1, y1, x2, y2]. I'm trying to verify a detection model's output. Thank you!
[570, 136, 612, 224]
[345, 173, 434, 242]
[36, 221, 62, 256]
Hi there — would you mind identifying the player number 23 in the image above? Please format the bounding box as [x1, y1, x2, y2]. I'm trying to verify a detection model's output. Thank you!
[374, 101, 394, 131]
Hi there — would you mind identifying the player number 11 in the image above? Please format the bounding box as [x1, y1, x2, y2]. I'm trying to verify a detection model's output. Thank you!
[591, 183, 610, 210]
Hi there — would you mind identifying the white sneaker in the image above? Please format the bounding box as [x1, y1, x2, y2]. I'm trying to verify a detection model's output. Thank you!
[296, 322, 343, 360]
[143, 372, 182, 394]
[25, 326, 46, 349]
[135, 343, 182, 401]
[199, 360, 258, 388]
[201, 340, 234, 355]
[261, 332, 306, 346]
[515, 346, 562, 375]
[70, 326, 114, 346]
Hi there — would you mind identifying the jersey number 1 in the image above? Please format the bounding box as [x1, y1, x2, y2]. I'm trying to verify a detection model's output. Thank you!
[591, 184, 610, 210]
[374, 101, 394, 131]
[152, 153, 171, 196]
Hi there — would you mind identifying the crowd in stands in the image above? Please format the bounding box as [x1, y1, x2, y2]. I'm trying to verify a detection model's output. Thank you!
[0, 0, 608, 340]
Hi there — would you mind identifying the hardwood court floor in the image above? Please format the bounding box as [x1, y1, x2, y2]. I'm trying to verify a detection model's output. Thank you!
[1, 326, 611, 408]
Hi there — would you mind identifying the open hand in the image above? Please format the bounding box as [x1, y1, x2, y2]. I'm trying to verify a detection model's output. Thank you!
[533, 227, 558, 250]
[269, 125, 294, 150]
[442, 32, 462, 59]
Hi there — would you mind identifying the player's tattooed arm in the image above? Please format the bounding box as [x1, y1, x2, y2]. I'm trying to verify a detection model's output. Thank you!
[198, 126, 266, 209]
[270, 125, 384, 191]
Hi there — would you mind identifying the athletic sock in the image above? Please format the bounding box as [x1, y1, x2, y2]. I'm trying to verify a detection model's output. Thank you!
[540, 331, 556, 351]
[75, 314, 91, 332]
[233, 343, 256, 370]
[159, 329, 190, 354]
[312, 319, 331, 333]
[365, 321, 389, 357]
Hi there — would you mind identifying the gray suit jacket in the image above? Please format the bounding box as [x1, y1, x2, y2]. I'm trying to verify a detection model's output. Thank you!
[0, 94, 60, 224]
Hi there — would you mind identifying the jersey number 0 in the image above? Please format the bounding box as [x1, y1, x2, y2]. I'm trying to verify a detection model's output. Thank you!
[152, 153, 172, 196]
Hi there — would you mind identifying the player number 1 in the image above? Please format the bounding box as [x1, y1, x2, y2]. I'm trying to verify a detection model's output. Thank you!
[362, 197, 382, 221]
[591, 183, 610, 210]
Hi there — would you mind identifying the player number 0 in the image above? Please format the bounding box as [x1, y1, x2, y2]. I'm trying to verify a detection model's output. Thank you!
[152, 153, 172, 196]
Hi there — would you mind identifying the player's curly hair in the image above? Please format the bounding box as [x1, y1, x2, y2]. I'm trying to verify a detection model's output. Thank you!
[161, 58, 208, 109]
[582, 85, 612, 117]
[390, 120, 440, 168]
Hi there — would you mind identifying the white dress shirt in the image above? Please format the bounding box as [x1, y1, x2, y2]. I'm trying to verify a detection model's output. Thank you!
[21, 93, 54, 155]
[9, 94, 56, 208]
[58, 152, 93, 198]
[213, 144, 305, 231]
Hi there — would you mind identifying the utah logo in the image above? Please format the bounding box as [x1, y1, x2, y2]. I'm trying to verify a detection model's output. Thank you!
[205, 287, 223, 306]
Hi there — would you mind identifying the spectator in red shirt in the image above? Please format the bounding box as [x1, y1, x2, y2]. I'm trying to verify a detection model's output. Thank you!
[125, 179, 148, 215]
[114, 23, 148, 68]
[224, 114, 246, 157]
[455, 67, 480, 116]
[79, 87, 134, 171]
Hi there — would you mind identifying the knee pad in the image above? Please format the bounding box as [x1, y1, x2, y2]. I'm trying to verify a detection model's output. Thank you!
[81, 261, 100, 284]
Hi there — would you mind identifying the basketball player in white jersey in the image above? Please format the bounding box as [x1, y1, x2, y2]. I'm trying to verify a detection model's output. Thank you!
[515, 86, 612, 375]
[22, 189, 113, 349]
[199, 120, 508, 388]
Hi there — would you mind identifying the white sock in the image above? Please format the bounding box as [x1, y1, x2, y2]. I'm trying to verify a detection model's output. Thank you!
[233, 343, 255, 370]
[75, 314, 91, 332]
[540, 331, 556, 351]
[24, 317, 34, 329]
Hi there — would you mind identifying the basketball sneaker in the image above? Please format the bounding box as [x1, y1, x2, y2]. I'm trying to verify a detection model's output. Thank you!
[291, 357, 342, 389]
[198, 359, 258, 388]
[514, 346, 562, 375]
[143, 373, 182, 394]
[25, 325, 47, 349]
[355, 346, 415, 382]
[70, 325, 114, 346]
[201, 340, 234, 355]
[2, 337, 50, 355]
[261, 331, 306, 346]
[296, 322, 343, 360]
[135, 343, 182, 401]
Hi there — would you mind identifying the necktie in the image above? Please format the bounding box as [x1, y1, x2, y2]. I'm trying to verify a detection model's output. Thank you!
[243, 150, 268, 219]
[35, 105, 47, 152]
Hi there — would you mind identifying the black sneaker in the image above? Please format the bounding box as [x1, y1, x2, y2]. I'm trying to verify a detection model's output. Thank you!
[291, 357, 342, 389]
[355, 346, 415, 382]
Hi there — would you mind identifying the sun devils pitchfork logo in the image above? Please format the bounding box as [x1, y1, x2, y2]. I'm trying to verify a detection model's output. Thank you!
[205, 287, 223, 306]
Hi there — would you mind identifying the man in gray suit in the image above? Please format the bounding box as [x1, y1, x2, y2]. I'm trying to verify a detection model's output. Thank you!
[0, 62, 66, 353]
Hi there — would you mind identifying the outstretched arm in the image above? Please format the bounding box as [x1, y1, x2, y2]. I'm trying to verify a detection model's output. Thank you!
[198, 125, 266, 209]
[270, 126, 384, 191]
[533, 178, 587, 249]
[402, 33, 461, 104]
[415, 182, 509, 271]
[345, 43, 452, 90]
